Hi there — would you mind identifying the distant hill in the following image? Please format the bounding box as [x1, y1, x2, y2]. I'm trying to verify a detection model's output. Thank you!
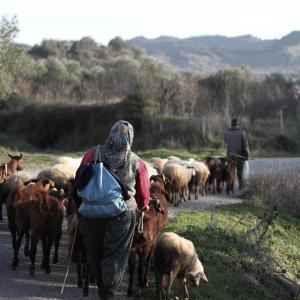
[128, 32, 300, 74]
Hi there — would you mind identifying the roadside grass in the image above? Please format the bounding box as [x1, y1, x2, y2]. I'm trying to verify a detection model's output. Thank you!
[0, 134, 85, 171]
[136, 203, 300, 300]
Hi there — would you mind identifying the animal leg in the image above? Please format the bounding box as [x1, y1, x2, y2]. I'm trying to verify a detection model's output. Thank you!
[29, 234, 39, 276]
[179, 278, 189, 300]
[41, 235, 47, 270]
[44, 236, 54, 274]
[53, 230, 62, 264]
[12, 230, 24, 270]
[166, 271, 175, 300]
[142, 252, 152, 287]
[138, 253, 144, 287]
[155, 270, 163, 300]
[24, 231, 30, 257]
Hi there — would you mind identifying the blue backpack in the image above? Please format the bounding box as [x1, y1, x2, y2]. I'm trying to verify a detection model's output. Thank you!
[77, 146, 126, 219]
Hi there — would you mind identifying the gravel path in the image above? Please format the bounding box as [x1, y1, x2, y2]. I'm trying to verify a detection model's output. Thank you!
[0, 157, 299, 299]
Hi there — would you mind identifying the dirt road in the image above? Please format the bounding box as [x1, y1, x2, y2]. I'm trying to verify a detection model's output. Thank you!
[0, 157, 299, 299]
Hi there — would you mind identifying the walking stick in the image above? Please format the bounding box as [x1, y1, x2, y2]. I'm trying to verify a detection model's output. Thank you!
[60, 221, 79, 295]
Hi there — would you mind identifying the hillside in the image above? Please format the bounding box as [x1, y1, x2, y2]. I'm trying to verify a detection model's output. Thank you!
[128, 32, 300, 74]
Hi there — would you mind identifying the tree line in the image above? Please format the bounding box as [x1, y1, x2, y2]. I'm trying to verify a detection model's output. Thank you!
[0, 16, 299, 151]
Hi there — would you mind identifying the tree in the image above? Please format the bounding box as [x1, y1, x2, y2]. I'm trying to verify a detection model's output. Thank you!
[0, 16, 28, 106]
[108, 36, 129, 52]
[69, 36, 98, 63]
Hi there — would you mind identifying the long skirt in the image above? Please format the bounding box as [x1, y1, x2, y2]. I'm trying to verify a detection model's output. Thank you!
[81, 209, 136, 299]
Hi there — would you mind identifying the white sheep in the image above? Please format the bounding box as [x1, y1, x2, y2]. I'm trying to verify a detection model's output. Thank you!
[188, 158, 210, 199]
[154, 232, 208, 300]
[151, 157, 167, 175]
[162, 163, 195, 206]
[167, 156, 181, 161]
[144, 161, 158, 178]
[54, 156, 83, 166]
[51, 156, 82, 180]
[37, 168, 72, 193]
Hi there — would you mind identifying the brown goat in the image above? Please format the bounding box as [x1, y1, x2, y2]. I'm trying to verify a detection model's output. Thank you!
[0, 154, 23, 182]
[13, 179, 64, 274]
[9, 179, 53, 269]
[205, 156, 227, 194]
[66, 195, 93, 297]
[225, 159, 236, 195]
[127, 174, 169, 296]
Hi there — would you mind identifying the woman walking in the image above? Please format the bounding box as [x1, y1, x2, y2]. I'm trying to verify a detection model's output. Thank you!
[75, 120, 150, 299]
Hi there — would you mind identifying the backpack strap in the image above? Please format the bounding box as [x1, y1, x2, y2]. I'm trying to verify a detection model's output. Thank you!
[93, 145, 102, 163]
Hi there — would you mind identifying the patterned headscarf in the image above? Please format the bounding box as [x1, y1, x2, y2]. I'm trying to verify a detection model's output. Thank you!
[103, 120, 134, 171]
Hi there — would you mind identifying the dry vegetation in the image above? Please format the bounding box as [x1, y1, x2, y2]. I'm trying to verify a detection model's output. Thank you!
[245, 167, 300, 217]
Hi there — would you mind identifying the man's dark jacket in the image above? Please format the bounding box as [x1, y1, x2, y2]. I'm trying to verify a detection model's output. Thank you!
[224, 127, 249, 159]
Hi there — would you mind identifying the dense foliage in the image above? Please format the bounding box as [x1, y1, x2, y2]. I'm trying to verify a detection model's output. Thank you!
[0, 17, 299, 151]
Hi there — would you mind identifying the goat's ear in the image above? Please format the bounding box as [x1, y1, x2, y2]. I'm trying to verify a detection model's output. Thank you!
[24, 178, 38, 185]
[8, 153, 13, 159]
[19, 153, 22, 159]
[150, 175, 156, 182]
[201, 272, 208, 282]
[42, 179, 51, 187]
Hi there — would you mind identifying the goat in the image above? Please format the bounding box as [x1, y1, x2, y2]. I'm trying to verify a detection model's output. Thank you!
[66, 195, 93, 297]
[14, 180, 64, 275]
[225, 159, 236, 195]
[127, 174, 169, 297]
[0, 153, 23, 182]
[205, 156, 226, 194]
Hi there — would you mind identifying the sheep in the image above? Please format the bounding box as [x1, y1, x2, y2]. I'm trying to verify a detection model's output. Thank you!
[144, 161, 158, 178]
[37, 168, 72, 193]
[151, 157, 167, 175]
[167, 156, 181, 161]
[52, 156, 82, 179]
[188, 158, 210, 199]
[54, 156, 83, 166]
[37, 156, 82, 194]
[154, 232, 208, 300]
[162, 163, 195, 206]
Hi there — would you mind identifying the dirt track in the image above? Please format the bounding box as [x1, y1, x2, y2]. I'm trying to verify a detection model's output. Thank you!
[0, 157, 299, 299]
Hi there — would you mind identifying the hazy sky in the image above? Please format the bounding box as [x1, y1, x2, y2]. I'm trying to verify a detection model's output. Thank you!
[2, 0, 300, 45]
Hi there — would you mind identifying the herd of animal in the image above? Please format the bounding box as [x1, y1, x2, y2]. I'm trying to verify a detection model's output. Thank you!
[0, 152, 237, 299]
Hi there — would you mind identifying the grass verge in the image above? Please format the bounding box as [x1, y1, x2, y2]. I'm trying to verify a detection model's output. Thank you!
[136, 203, 300, 300]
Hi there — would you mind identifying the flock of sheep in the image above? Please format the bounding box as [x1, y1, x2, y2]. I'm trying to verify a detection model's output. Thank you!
[0, 153, 222, 298]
